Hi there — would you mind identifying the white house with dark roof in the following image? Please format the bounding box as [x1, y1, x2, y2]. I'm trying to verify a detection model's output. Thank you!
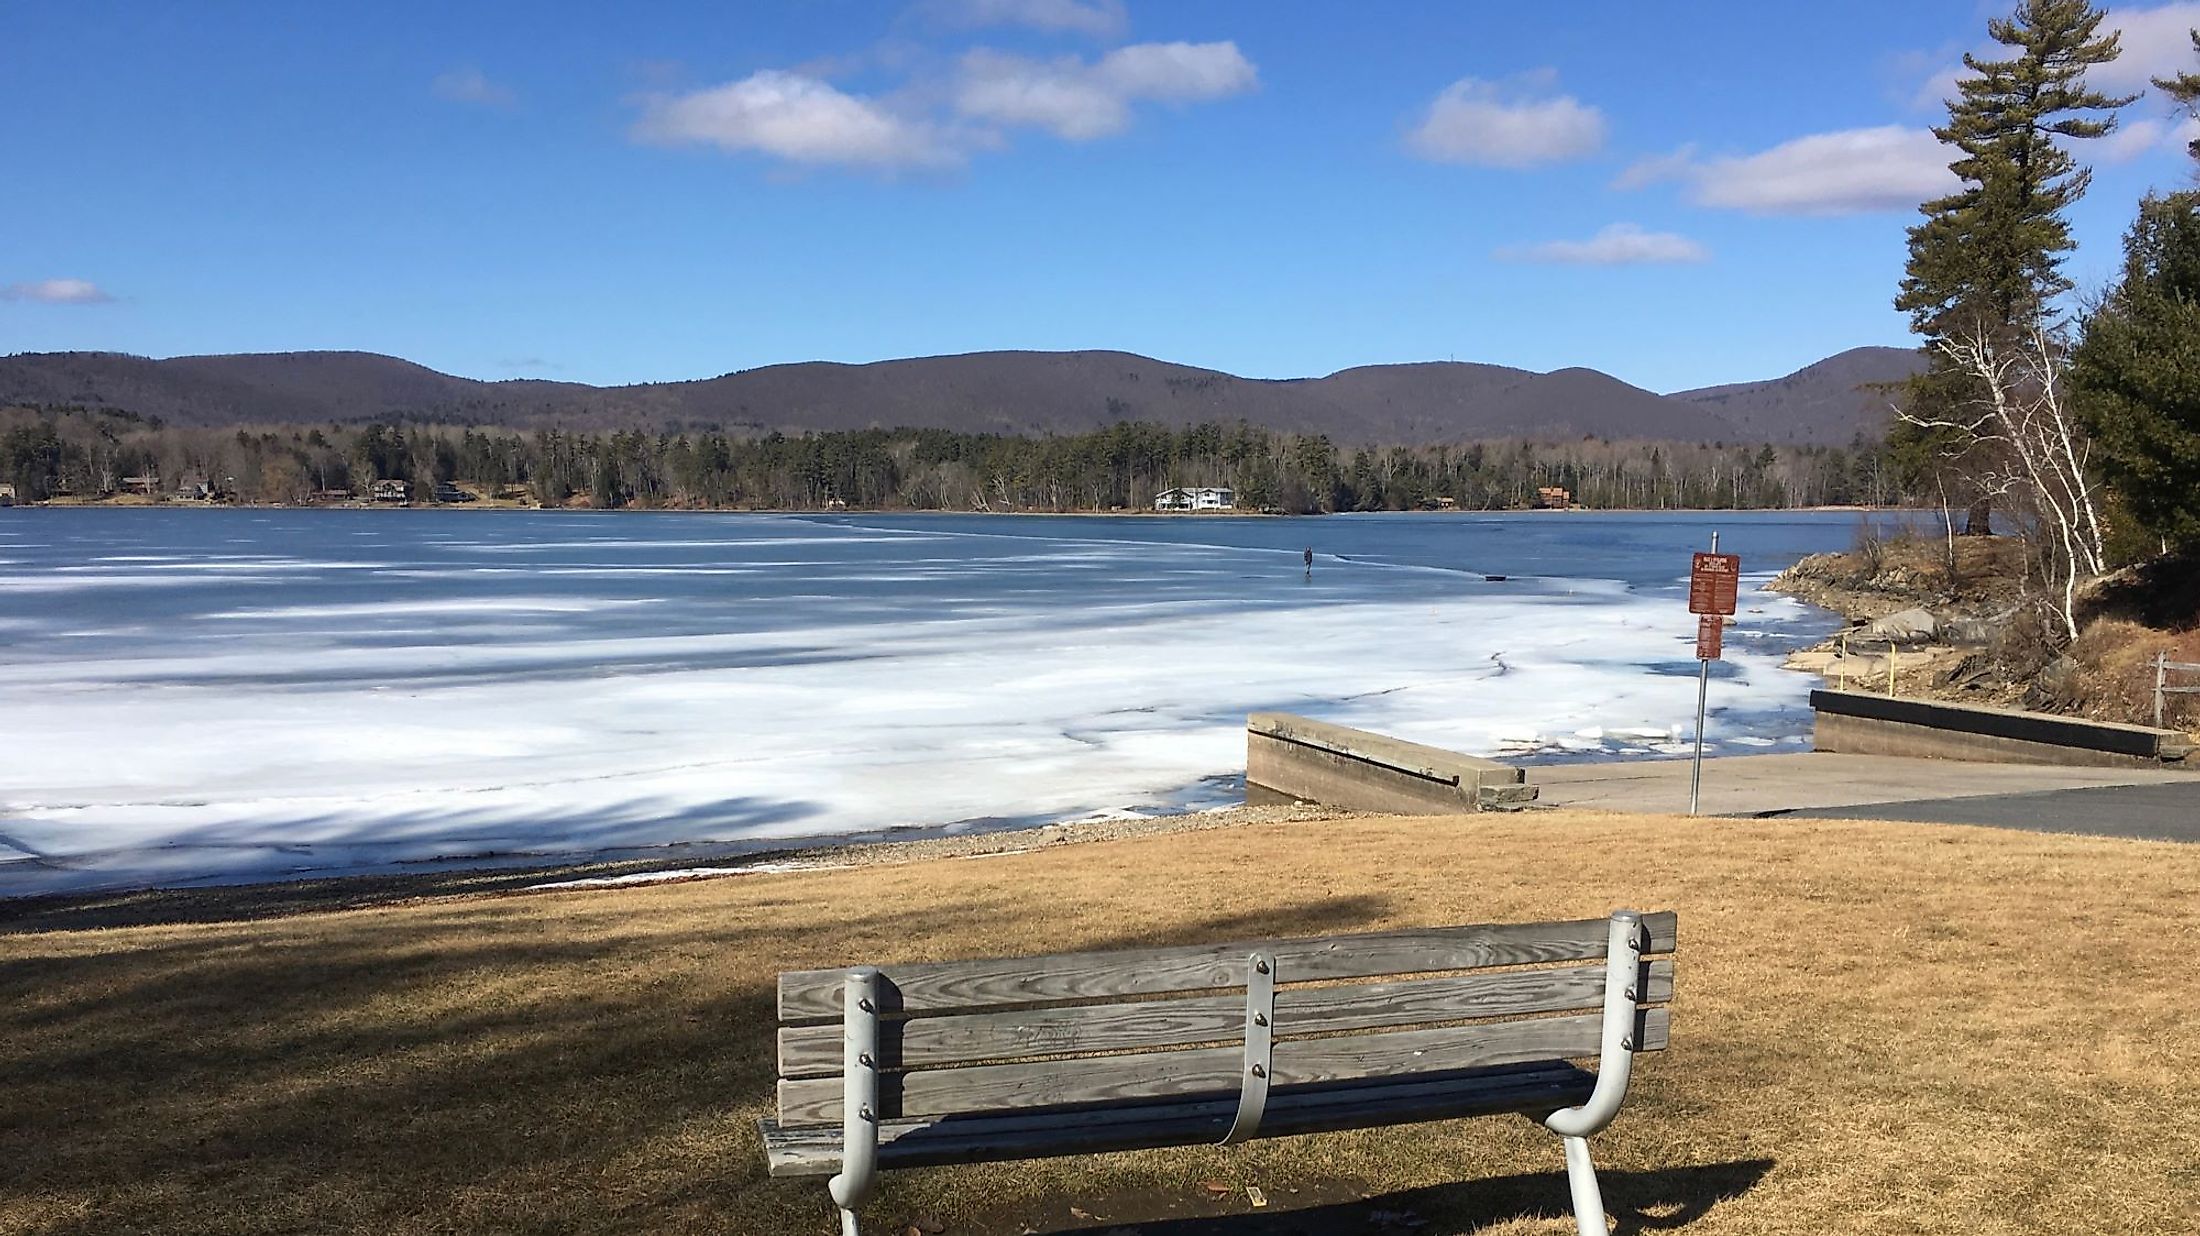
[1153, 486, 1234, 512]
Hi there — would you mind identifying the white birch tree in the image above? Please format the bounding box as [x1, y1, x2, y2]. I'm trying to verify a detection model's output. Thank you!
[1897, 322, 2107, 641]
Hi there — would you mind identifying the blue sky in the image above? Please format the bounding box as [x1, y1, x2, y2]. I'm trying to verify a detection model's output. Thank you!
[5, 1, 2200, 393]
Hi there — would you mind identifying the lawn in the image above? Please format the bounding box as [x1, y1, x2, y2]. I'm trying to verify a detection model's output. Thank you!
[4, 811, 2197, 1235]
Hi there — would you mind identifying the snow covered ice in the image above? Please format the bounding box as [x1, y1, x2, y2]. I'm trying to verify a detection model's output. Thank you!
[0, 509, 1866, 894]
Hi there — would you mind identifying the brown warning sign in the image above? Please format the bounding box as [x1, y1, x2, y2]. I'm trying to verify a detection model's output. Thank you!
[1688, 552, 1741, 615]
[1695, 614, 1724, 661]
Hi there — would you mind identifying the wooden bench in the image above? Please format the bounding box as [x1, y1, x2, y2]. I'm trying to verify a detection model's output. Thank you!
[761, 909, 1675, 1236]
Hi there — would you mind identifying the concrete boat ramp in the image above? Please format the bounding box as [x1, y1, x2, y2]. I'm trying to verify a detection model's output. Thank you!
[1529, 753, 2199, 840]
[1245, 708, 2197, 843]
[1529, 690, 2198, 839]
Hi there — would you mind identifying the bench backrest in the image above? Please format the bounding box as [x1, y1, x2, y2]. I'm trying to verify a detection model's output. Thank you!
[775, 912, 1675, 1125]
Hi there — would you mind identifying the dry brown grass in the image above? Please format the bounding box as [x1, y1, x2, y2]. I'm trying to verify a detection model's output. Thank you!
[6, 812, 2200, 1235]
[2067, 619, 2200, 733]
[1779, 533, 2026, 620]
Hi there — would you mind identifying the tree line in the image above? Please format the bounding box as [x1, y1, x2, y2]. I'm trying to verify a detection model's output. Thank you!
[0, 407, 1920, 514]
[1885, 0, 2200, 639]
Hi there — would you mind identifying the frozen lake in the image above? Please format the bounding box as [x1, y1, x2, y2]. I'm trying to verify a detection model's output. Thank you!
[0, 508, 1892, 895]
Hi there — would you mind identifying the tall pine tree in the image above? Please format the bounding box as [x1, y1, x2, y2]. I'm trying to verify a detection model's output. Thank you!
[2071, 33, 2200, 555]
[1892, 0, 2129, 532]
[2154, 28, 2200, 159]
[2072, 195, 2200, 555]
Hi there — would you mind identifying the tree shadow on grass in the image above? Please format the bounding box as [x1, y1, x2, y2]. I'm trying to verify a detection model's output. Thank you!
[1010, 1158, 1776, 1235]
[0, 792, 824, 933]
[2, 891, 1414, 1235]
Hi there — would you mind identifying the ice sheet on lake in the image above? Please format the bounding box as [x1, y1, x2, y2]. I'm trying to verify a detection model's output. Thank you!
[0, 511, 1841, 895]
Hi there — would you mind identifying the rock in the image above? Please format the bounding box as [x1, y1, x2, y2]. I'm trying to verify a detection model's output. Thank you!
[1942, 653, 1997, 689]
[1942, 617, 2000, 645]
[1864, 607, 1939, 645]
[2026, 656, 2084, 710]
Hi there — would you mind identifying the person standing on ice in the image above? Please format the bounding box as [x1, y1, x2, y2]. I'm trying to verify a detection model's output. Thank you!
[1303, 547, 1313, 578]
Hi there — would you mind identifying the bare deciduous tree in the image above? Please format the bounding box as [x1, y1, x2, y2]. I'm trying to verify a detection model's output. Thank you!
[1897, 322, 2107, 641]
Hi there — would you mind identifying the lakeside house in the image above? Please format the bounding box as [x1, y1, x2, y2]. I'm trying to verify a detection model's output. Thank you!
[121, 474, 161, 496]
[0, 482, 14, 506]
[1534, 486, 1574, 510]
[371, 479, 410, 503]
[431, 480, 471, 503]
[1154, 486, 1235, 512]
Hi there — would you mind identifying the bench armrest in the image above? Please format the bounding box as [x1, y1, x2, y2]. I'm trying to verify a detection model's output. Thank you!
[1542, 911, 1647, 1139]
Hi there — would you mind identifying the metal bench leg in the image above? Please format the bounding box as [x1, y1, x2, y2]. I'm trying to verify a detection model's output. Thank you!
[826, 967, 882, 1236]
[1560, 1134, 1609, 1236]
[1541, 911, 1643, 1236]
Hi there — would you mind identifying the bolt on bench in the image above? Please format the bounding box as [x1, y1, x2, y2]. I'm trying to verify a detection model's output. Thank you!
[761, 909, 1674, 1236]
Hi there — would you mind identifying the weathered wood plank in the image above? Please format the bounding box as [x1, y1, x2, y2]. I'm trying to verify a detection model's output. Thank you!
[762, 1062, 1596, 1176]
[778, 912, 1677, 1020]
[769, 1060, 1579, 1165]
[778, 959, 1674, 1078]
[779, 1007, 1667, 1123]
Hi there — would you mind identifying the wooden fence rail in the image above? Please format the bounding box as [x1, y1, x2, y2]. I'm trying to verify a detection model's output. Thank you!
[2157, 652, 2200, 730]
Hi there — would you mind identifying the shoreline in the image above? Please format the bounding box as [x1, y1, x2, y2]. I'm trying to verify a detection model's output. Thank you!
[0, 802, 1352, 926]
[10, 498, 1932, 517]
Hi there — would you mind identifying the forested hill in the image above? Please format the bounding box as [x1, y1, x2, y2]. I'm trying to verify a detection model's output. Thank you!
[1669, 347, 1925, 444]
[0, 346, 1922, 445]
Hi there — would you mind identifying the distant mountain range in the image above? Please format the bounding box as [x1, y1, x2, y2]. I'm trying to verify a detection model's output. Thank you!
[1668, 347, 1921, 444]
[0, 345, 1924, 446]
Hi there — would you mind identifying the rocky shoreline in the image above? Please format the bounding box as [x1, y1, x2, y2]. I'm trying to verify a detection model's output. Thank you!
[1766, 535, 2199, 732]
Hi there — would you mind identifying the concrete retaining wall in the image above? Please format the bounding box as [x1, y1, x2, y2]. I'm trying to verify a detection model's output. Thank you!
[1246, 713, 1537, 813]
[1811, 689, 2194, 769]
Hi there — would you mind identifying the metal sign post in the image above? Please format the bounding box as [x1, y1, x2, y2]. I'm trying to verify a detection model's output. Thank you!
[1686, 534, 1739, 816]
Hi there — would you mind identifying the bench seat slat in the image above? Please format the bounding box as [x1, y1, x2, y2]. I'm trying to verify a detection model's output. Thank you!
[760, 1061, 1597, 1177]
[778, 959, 1675, 1078]
[777, 912, 1677, 1021]
[778, 1006, 1667, 1124]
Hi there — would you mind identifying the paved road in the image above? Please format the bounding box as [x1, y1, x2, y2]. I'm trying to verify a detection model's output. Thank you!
[1765, 781, 2200, 842]
[1527, 752, 2191, 819]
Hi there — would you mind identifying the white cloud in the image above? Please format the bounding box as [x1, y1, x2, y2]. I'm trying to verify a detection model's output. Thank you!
[956, 50, 1129, 139]
[1496, 223, 1709, 266]
[2103, 116, 2170, 161]
[2101, 114, 2200, 161]
[632, 71, 959, 169]
[1610, 144, 1699, 191]
[1690, 126, 1959, 215]
[2098, 3, 2200, 93]
[953, 41, 1256, 141]
[1405, 75, 1606, 167]
[1094, 41, 1257, 101]
[931, 0, 1127, 37]
[2, 278, 114, 305]
[1902, 5, 2200, 111]
[632, 41, 1253, 171]
[432, 66, 516, 108]
[1910, 60, 1969, 112]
